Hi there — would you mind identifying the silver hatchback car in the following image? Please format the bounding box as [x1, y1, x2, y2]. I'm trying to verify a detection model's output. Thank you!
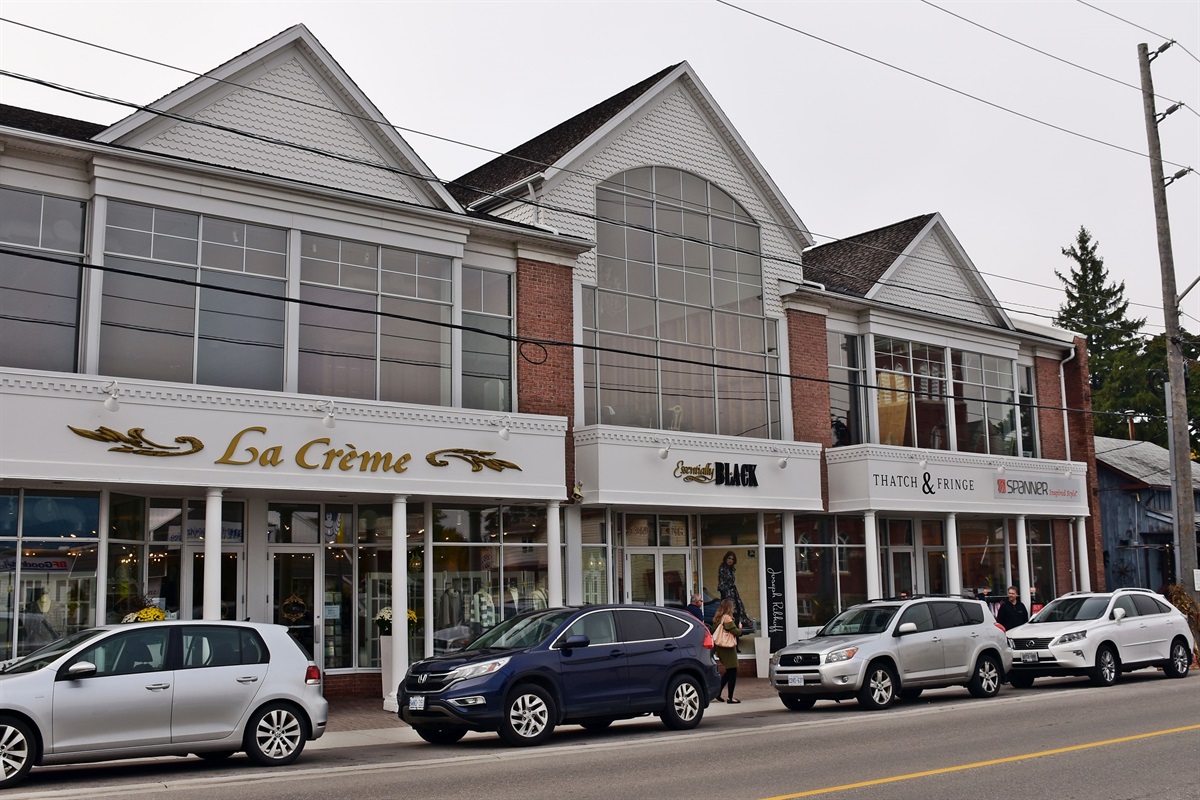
[0, 620, 328, 789]
[769, 596, 1011, 710]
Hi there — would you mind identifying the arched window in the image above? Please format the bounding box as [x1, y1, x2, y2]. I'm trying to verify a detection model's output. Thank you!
[582, 167, 780, 438]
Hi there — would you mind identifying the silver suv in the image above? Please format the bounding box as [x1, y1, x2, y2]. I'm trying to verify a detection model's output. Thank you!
[769, 596, 1011, 711]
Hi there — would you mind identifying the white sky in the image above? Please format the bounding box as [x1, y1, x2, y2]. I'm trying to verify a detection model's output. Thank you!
[1, 0, 1196, 335]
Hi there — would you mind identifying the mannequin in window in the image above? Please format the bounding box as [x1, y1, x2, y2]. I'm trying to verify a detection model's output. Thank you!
[470, 582, 494, 634]
[718, 551, 750, 629]
[503, 579, 520, 618]
[439, 580, 462, 628]
[531, 580, 549, 610]
[21, 589, 59, 651]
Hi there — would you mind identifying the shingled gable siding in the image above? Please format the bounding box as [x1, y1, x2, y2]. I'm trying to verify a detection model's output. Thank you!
[788, 308, 832, 502]
[516, 257, 576, 495]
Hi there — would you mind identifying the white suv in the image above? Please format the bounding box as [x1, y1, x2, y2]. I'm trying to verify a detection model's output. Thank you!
[769, 596, 1011, 711]
[1006, 588, 1195, 688]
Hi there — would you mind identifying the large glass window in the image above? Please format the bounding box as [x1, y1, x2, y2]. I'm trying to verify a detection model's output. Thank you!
[794, 516, 867, 627]
[951, 349, 1017, 455]
[0, 186, 87, 372]
[583, 167, 781, 438]
[462, 267, 513, 411]
[875, 337, 949, 449]
[100, 201, 286, 390]
[1018, 364, 1039, 458]
[298, 234, 452, 403]
[828, 333, 865, 446]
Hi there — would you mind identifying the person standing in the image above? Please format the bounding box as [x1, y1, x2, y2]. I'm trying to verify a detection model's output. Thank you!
[996, 585, 1029, 630]
[718, 551, 749, 628]
[686, 593, 705, 621]
[712, 598, 742, 704]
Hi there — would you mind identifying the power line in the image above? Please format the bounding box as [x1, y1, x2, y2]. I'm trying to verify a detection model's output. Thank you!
[0, 19, 1183, 331]
[1075, 0, 1200, 64]
[920, 0, 1199, 118]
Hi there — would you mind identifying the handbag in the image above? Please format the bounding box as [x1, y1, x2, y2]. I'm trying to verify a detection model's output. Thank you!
[712, 617, 737, 648]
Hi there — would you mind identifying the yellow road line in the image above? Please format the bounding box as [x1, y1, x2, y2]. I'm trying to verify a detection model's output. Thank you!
[761, 724, 1200, 800]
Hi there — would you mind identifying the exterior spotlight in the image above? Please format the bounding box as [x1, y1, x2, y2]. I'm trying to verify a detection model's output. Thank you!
[498, 425, 510, 440]
[102, 381, 120, 412]
[492, 414, 512, 440]
[316, 400, 336, 429]
[658, 447, 670, 460]
[778, 457, 788, 469]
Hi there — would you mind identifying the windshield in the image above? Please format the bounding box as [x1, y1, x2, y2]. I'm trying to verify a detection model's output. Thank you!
[0, 628, 108, 674]
[1030, 596, 1109, 623]
[466, 609, 574, 652]
[818, 605, 899, 636]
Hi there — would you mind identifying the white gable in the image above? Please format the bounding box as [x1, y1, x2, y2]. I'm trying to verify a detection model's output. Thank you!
[871, 221, 1010, 328]
[96, 26, 457, 210]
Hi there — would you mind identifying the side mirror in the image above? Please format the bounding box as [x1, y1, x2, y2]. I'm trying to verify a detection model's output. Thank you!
[560, 634, 590, 651]
[65, 661, 96, 678]
[1111, 607, 1126, 622]
[895, 622, 917, 636]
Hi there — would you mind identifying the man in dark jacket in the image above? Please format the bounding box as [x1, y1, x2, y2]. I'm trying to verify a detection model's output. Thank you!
[996, 585, 1030, 630]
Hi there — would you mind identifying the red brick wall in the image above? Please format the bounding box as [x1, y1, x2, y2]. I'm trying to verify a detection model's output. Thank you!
[516, 257, 575, 496]
[787, 309, 831, 503]
[324, 672, 384, 699]
[1034, 355, 1069, 461]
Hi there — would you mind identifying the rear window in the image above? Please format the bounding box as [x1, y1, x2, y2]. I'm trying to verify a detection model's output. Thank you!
[931, 602, 967, 629]
[960, 602, 985, 625]
[182, 626, 268, 668]
[1132, 594, 1170, 616]
[618, 609, 665, 642]
[659, 613, 692, 638]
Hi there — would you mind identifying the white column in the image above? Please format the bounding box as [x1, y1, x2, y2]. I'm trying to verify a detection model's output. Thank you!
[546, 501, 563, 607]
[564, 504, 583, 605]
[1015, 515, 1031, 608]
[385, 495, 408, 713]
[864, 511, 881, 600]
[945, 513, 961, 596]
[203, 488, 224, 620]
[781, 512, 798, 644]
[1075, 517, 1091, 592]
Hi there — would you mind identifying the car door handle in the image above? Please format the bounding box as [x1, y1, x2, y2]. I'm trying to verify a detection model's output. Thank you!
[607, 649, 623, 659]
[663, 644, 677, 652]
[236, 676, 260, 684]
[145, 683, 171, 691]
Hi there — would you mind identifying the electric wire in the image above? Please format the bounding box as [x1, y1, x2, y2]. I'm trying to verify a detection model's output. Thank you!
[1075, 0, 1200, 64]
[0, 16, 1190, 330]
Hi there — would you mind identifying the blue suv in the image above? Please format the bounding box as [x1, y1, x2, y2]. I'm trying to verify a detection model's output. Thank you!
[398, 605, 720, 746]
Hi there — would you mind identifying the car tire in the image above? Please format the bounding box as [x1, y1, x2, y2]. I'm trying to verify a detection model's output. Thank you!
[856, 661, 898, 710]
[0, 716, 35, 789]
[899, 688, 924, 701]
[196, 750, 237, 762]
[1164, 638, 1193, 679]
[660, 675, 704, 731]
[1009, 673, 1035, 689]
[244, 703, 308, 766]
[780, 694, 817, 711]
[1089, 644, 1119, 687]
[967, 653, 1003, 698]
[414, 726, 467, 745]
[498, 684, 556, 746]
[579, 718, 615, 731]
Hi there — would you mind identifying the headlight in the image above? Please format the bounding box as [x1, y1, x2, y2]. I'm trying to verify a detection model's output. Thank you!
[1006, 638, 1016, 649]
[1052, 630, 1087, 646]
[825, 647, 858, 664]
[770, 652, 781, 666]
[447, 657, 510, 681]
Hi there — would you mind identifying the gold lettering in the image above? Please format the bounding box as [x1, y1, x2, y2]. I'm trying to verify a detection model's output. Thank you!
[259, 446, 285, 467]
[338, 446, 359, 471]
[215, 427, 267, 465]
[296, 438, 330, 470]
[394, 452, 411, 473]
[358, 451, 412, 473]
[322, 447, 345, 470]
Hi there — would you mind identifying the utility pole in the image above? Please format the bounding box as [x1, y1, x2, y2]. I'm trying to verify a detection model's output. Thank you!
[1137, 42, 1197, 605]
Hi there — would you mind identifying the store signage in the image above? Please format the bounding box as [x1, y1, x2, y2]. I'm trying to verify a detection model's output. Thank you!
[871, 471, 976, 495]
[672, 460, 758, 488]
[868, 468, 1081, 503]
[764, 549, 787, 651]
[67, 424, 522, 476]
[994, 475, 1079, 501]
[1, 557, 74, 572]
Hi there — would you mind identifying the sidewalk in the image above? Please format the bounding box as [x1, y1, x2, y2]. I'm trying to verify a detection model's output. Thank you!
[315, 676, 778, 750]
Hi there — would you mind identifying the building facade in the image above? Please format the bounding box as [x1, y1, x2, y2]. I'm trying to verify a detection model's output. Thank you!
[1, 26, 1101, 697]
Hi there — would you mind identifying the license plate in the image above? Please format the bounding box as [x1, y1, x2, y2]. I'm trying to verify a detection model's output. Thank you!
[408, 695, 425, 711]
[787, 675, 805, 686]
[1021, 652, 1038, 663]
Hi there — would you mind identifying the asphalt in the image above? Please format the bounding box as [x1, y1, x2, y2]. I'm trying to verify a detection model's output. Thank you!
[314, 676, 778, 750]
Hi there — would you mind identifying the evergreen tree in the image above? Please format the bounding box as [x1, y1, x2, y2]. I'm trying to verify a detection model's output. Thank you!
[1094, 330, 1199, 453]
[1054, 227, 1146, 401]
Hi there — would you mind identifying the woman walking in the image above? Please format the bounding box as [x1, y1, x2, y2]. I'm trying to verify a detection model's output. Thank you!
[712, 598, 742, 703]
[718, 551, 749, 628]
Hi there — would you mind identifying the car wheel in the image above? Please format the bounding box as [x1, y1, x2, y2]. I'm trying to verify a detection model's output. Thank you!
[0, 716, 35, 789]
[780, 694, 816, 711]
[498, 684, 556, 746]
[414, 726, 467, 745]
[1164, 638, 1193, 679]
[661, 675, 704, 731]
[899, 688, 924, 701]
[580, 718, 614, 731]
[1089, 645, 1119, 687]
[196, 750, 236, 762]
[856, 661, 898, 710]
[244, 703, 308, 766]
[1009, 673, 1035, 689]
[967, 653, 1003, 698]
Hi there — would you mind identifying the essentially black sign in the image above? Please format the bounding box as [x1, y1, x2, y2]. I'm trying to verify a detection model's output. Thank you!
[764, 547, 787, 652]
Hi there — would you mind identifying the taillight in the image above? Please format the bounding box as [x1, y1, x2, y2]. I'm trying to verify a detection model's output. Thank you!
[995, 623, 1006, 633]
[305, 665, 321, 685]
[702, 628, 714, 649]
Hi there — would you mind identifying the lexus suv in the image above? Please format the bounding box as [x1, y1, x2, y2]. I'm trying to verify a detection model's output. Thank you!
[1006, 588, 1195, 687]
[398, 605, 719, 746]
[769, 596, 1010, 711]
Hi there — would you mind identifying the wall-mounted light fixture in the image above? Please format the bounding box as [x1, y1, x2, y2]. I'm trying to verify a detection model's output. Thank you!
[491, 414, 512, 440]
[102, 381, 121, 412]
[315, 400, 336, 429]
[774, 447, 787, 469]
[656, 437, 672, 460]
[994, 462, 1005, 474]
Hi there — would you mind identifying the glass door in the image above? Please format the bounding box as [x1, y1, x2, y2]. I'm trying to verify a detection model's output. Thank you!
[625, 549, 691, 610]
[187, 550, 243, 620]
[269, 549, 320, 660]
[888, 550, 915, 598]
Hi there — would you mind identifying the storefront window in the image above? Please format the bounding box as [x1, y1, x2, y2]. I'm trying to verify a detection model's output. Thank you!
[794, 516, 867, 627]
[580, 510, 609, 605]
[15, 539, 96, 654]
[700, 514, 760, 653]
[957, 519, 1007, 598]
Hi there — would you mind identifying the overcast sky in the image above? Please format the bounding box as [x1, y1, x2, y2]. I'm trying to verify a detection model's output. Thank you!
[2, 1, 1196, 336]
